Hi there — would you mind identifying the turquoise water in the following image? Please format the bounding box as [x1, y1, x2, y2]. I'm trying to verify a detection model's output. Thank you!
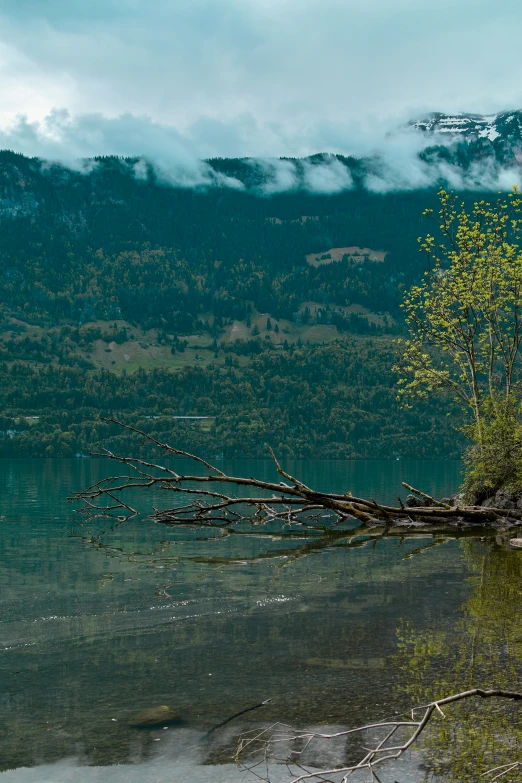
[1, 458, 517, 782]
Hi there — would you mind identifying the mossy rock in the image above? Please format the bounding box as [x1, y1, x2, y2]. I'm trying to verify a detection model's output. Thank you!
[130, 705, 182, 727]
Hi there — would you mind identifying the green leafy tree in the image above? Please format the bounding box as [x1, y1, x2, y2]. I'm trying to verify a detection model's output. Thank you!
[396, 188, 522, 495]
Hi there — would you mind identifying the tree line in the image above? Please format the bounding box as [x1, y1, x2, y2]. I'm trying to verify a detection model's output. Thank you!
[0, 339, 463, 458]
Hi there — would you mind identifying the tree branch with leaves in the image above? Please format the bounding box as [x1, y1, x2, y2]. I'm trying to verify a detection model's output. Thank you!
[395, 188, 522, 498]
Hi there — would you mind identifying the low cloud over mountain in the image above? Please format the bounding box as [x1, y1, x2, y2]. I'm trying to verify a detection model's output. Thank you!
[3, 108, 522, 194]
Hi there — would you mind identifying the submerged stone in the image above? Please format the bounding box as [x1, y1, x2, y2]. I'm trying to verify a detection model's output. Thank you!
[509, 538, 522, 549]
[130, 705, 182, 727]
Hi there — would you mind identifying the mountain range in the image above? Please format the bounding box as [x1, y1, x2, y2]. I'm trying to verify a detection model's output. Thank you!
[1, 110, 521, 459]
[411, 109, 522, 141]
[408, 109, 522, 169]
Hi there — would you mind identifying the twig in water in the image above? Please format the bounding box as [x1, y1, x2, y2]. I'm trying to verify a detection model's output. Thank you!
[201, 698, 273, 741]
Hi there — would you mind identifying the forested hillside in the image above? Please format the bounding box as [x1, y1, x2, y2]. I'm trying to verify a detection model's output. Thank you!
[0, 340, 465, 459]
[0, 151, 474, 457]
[0, 150, 439, 329]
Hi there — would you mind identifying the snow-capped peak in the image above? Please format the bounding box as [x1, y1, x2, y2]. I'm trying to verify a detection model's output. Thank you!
[410, 110, 522, 143]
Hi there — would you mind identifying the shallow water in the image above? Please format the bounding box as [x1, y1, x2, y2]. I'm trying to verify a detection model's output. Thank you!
[1, 458, 520, 782]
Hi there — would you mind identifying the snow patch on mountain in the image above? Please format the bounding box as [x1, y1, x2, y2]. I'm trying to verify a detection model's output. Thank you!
[410, 110, 522, 142]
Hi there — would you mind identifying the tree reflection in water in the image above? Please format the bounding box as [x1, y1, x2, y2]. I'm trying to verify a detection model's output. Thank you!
[395, 540, 522, 782]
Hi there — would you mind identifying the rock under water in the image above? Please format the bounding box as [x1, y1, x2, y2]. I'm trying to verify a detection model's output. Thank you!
[130, 706, 182, 727]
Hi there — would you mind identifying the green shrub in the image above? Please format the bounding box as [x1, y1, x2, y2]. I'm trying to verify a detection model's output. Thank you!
[463, 396, 522, 502]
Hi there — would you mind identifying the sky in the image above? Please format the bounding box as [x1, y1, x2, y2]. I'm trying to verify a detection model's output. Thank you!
[0, 0, 521, 173]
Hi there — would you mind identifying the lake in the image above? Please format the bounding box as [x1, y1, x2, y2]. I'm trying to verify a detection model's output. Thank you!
[1, 458, 521, 782]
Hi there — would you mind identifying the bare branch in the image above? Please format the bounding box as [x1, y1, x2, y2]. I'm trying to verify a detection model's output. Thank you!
[71, 421, 522, 532]
[402, 481, 452, 509]
[99, 417, 228, 476]
[236, 689, 522, 783]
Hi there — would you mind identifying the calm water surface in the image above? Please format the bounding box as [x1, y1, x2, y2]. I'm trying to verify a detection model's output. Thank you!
[1, 458, 520, 782]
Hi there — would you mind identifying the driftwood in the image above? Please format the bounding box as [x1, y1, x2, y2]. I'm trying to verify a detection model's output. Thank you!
[71, 418, 522, 530]
[235, 689, 522, 783]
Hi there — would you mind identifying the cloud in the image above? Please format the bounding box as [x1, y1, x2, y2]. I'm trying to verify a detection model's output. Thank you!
[302, 156, 354, 194]
[0, 0, 521, 195]
[0, 0, 522, 197]
[1, 107, 521, 195]
[0, 725, 427, 782]
[0, 109, 360, 193]
[0, 110, 247, 188]
[0, 109, 197, 165]
[361, 131, 522, 194]
[0, 730, 294, 783]
[1, 0, 522, 137]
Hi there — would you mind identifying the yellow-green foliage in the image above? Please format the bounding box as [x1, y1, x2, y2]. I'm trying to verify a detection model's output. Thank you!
[463, 396, 522, 498]
[396, 188, 522, 491]
[395, 542, 522, 782]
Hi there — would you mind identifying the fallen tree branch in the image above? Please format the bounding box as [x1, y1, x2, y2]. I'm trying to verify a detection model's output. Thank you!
[235, 688, 522, 783]
[402, 481, 452, 509]
[70, 419, 522, 531]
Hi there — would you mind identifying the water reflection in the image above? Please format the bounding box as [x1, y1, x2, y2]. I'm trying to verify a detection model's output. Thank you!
[395, 539, 522, 782]
[0, 728, 432, 783]
[0, 457, 482, 781]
